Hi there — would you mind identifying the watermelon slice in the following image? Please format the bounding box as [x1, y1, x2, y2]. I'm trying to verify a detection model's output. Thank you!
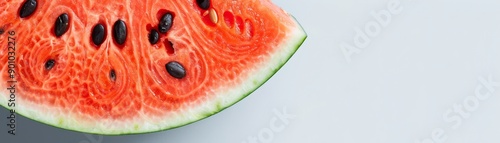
[0, 0, 306, 134]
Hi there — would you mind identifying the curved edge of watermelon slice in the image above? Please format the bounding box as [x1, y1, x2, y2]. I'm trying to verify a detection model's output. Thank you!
[0, 15, 306, 135]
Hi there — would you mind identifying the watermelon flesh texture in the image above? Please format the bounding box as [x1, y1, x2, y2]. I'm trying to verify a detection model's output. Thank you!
[0, 0, 306, 134]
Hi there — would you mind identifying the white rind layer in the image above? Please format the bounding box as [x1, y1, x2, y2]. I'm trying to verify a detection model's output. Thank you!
[0, 15, 306, 135]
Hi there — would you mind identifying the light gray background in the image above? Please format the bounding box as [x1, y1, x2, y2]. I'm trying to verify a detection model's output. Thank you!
[2, 0, 500, 142]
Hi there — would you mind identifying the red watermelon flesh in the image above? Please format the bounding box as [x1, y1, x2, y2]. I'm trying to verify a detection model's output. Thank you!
[0, 0, 306, 134]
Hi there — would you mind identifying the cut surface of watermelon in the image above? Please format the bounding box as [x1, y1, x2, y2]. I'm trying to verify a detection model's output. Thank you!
[0, 0, 306, 134]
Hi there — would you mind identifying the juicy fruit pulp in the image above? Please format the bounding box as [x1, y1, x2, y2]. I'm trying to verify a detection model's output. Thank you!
[0, 0, 306, 134]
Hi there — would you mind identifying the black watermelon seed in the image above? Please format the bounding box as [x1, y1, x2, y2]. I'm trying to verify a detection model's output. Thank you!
[149, 29, 159, 44]
[19, 0, 37, 18]
[113, 19, 127, 45]
[44, 59, 56, 70]
[165, 61, 186, 79]
[54, 13, 70, 37]
[91, 24, 106, 46]
[109, 69, 116, 82]
[158, 13, 173, 33]
[196, 0, 210, 10]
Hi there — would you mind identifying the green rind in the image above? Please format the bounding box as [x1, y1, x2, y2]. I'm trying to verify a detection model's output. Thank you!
[0, 15, 307, 135]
